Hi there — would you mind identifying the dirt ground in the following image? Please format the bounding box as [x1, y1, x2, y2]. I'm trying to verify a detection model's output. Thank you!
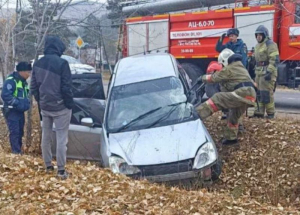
[0, 105, 300, 214]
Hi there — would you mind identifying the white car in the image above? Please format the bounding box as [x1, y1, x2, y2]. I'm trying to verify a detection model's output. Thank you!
[50, 53, 221, 183]
[32, 55, 95, 74]
[61, 55, 96, 74]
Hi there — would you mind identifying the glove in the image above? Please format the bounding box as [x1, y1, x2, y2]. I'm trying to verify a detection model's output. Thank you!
[264, 72, 272, 81]
[196, 76, 203, 84]
[221, 33, 226, 40]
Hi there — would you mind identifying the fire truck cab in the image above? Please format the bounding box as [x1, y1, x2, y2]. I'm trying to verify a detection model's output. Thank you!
[121, 0, 300, 89]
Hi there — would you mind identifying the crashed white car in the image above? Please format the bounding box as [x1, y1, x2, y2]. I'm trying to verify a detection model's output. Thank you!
[32, 55, 95, 74]
[61, 55, 95, 74]
[51, 53, 221, 183]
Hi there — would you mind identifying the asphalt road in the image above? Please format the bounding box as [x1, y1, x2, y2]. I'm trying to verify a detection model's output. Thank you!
[275, 89, 300, 113]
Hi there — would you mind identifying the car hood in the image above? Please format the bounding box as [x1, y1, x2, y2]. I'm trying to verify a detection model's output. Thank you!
[108, 119, 209, 166]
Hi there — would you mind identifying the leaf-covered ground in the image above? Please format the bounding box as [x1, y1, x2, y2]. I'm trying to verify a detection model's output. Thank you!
[0, 110, 300, 214]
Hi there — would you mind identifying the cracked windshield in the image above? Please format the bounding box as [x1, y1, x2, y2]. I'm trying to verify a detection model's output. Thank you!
[107, 77, 194, 132]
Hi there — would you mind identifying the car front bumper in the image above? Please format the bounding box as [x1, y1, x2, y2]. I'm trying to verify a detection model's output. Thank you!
[130, 166, 212, 183]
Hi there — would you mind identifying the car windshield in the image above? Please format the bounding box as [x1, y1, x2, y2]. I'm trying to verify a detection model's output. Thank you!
[107, 77, 196, 133]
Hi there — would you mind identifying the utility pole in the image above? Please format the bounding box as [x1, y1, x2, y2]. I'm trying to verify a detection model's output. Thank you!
[99, 27, 112, 74]
[99, 36, 103, 72]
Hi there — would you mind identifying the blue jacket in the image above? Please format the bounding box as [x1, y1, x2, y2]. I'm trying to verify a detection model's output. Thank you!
[216, 38, 248, 68]
[1, 72, 30, 113]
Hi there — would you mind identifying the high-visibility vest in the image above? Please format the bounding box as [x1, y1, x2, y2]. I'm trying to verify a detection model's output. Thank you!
[6, 76, 29, 99]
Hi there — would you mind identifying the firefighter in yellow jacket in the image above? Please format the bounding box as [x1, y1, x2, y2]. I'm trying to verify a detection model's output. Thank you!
[196, 49, 256, 145]
[253, 25, 279, 119]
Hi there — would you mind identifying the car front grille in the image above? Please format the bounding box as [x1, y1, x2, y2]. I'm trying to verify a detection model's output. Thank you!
[136, 159, 194, 177]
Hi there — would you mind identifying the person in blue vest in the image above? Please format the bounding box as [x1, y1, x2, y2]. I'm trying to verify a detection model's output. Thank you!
[1, 62, 31, 154]
[216, 28, 248, 68]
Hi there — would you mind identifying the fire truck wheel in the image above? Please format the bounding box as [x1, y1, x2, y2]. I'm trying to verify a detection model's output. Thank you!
[181, 63, 204, 85]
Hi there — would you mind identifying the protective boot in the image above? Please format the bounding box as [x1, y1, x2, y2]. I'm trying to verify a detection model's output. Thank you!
[250, 113, 264, 118]
[238, 124, 246, 133]
[222, 139, 238, 145]
[221, 112, 227, 120]
[266, 113, 275, 119]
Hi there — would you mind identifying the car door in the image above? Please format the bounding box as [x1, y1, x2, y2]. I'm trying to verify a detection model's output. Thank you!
[177, 64, 204, 105]
[50, 73, 106, 161]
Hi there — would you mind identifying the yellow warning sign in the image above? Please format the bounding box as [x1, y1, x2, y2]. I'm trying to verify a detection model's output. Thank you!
[76, 37, 84, 48]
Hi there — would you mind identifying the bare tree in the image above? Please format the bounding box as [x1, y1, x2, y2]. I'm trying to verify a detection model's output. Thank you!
[0, 0, 110, 148]
[25, 0, 108, 147]
[0, 2, 15, 80]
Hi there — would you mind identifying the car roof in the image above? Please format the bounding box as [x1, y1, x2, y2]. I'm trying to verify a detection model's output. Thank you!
[113, 53, 178, 86]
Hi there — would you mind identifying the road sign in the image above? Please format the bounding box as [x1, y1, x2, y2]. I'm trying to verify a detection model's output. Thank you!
[76, 36, 84, 48]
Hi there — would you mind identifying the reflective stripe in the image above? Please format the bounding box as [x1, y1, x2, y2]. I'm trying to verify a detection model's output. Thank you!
[6, 76, 28, 98]
[268, 64, 276, 70]
[204, 75, 213, 82]
[270, 51, 279, 57]
[245, 96, 256, 102]
[231, 92, 243, 100]
[206, 99, 218, 112]
[228, 122, 238, 128]
[232, 92, 256, 105]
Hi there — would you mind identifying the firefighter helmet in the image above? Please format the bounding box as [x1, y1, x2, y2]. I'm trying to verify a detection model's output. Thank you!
[218, 48, 235, 66]
[206, 61, 223, 74]
[255, 25, 269, 37]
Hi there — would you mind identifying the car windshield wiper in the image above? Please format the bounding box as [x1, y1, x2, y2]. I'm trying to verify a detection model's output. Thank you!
[116, 107, 162, 132]
[146, 101, 186, 129]
[168, 101, 186, 107]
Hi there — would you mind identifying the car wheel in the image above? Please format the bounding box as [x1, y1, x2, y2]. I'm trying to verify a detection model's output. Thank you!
[211, 159, 222, 181]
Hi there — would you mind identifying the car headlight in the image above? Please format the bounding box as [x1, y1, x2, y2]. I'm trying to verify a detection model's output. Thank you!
[109, 156, 141, 175]
[193, 142, 217, 169]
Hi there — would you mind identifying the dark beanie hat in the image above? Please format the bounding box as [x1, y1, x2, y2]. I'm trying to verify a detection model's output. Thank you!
[227, 28, 239, 37]
[16, 62, 32, 72]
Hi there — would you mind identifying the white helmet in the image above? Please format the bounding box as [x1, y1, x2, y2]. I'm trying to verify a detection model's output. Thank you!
[218, 48, 234, 66]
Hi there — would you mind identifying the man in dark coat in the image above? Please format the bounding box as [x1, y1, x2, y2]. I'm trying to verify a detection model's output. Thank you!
[31, 36, 74, 179]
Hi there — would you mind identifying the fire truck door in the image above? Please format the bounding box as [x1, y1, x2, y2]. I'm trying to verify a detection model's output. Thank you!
[234, 9, 275, 51]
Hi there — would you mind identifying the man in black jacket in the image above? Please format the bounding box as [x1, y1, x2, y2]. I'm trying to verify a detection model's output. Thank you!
[31, 36, 73, 179]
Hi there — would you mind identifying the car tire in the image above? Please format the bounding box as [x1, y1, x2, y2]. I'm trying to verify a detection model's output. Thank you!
[211, 159, 222, 181]
[181, 63, 204, 85]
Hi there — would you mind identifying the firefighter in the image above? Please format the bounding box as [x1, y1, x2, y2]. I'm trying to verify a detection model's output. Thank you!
[215, 28, 248, 120]
[1, 62, 31, 154]
[253, 25, 279, 119]
[196, 49, 256, 145]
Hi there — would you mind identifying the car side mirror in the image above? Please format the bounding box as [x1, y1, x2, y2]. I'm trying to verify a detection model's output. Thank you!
[81, 117, 94, 127]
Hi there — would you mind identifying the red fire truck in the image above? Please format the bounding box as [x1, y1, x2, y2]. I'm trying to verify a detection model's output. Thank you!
[120, 0, 300, 88]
